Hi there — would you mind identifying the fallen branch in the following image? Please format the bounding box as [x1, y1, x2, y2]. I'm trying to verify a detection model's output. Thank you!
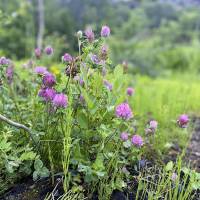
[0, 113, 39, 151]
[0, 113, 32, 133]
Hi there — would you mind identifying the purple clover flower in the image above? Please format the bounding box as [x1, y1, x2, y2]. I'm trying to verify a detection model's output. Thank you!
[120, 132, 129, 141]
[38, 88, 56, 102]
[35, 48, 41, 59]
[103, 80, 113, 91]
[73, 75, 80, 81]
[42, 72, 56, 87]
[131, 135, 144, 147]
[127, 87, 135, 96]
[62, 53, 73, 63]
[79, 94, 85, 103]
[0, 57, 9, 66]
[44, 88, 56, 102]
[38, 88, 46, 98]
[101, 45, 108, 54]
[34, 66, 47, 75]
[85, 27, 95, 42]
[91, 54, 100, 64]
[115, 103, 133, 120]
[149, 120, 158, 130]
[101, 45, 108, 60]
[53, 93, 68, 108]
[45, 46, 53, 55]
[101, 26, 111, 37]
[145, 120, 158, 135]
[6, 66, 14, 84]
[79, 78, 84, 86]
[177, 114, 189, 128]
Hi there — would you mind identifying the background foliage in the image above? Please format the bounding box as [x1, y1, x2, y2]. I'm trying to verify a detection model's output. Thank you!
[1, 0, 200, 75]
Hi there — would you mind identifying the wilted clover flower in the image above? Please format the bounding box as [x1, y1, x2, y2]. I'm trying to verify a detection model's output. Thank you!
[34, 66, 47, 75]
[6, 66, 14, 84]
[177, 114, 189, 128]
[115, 103, 133, 120]
[120, 132, 129, 141]
[127, 87, 134, 96]
[0, 57, 9, 66]
[103, 80, 113, 91]
[35, 48, 41, 59]
[101, 25, 111, 37]
[45, 46, 53, 55]
[131, 135, 144, 147]
[42, 72, 56, 87]
[77, 30, 83, 38]
[53, 93, 68, 108]
[62, 53, 73, 63]
[85, 27, 95, 42]
[122, 61, 128, 73]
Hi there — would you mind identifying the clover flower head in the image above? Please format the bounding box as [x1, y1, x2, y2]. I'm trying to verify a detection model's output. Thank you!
[0, 57, 9, 66]
[44, 88, 56, 102]
[149, 120, 158, 130]
[38, 88, 46, 99]
[79, 94, 85, 103]
[85, 27, 95, 42]
[45, 46, 53, 55]
[34, 66, 47, 75]
[42, 72, 56, 87]
[101, 25, 111, 37]
[127, 87, 134, 96]
[77, 30, 83, 38]
[79, 78, 84, 86]
[91, 54, 100, 64]
[177, 114, 189, 128]
[38, 88, 56, 102]
[131, 135, 144, 147]
[103, 80, 113, 91]
[35, 48, 41, 58]
[73, 75, 80, 81]
[62, 53, 73, 63]
[53, 93, 68, 108]
[120, 132, 129, 141]
[115, 103, 133, 120]
[6, 66, 14, 84]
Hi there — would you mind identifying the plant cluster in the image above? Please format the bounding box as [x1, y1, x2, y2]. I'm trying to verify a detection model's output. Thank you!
[0, 26, 195, 199]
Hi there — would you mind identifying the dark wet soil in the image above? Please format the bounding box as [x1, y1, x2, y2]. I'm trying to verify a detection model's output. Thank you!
[0, 177, 63, 200]
[185, 117, 200, 172]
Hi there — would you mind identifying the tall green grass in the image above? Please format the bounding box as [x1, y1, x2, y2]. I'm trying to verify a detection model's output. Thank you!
[132, 75, 200, 154]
